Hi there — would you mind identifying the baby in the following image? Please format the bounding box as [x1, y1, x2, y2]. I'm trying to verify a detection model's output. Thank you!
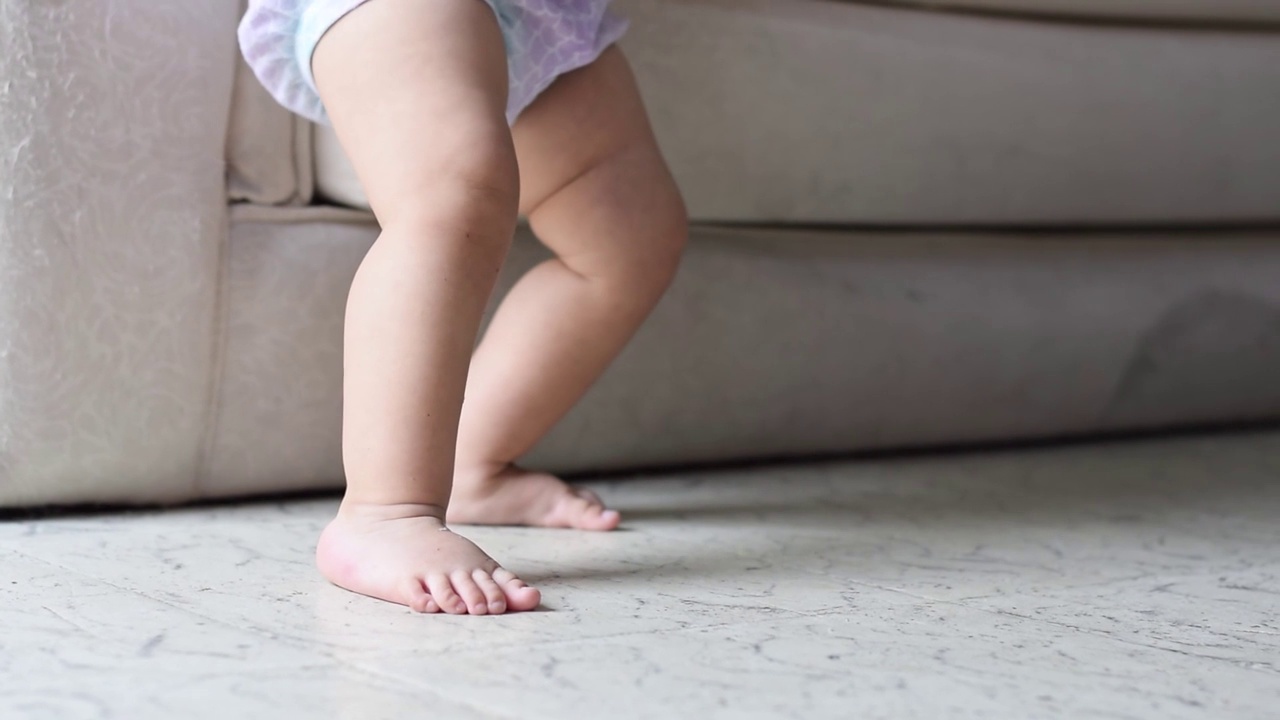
[239, 0, 686, 614]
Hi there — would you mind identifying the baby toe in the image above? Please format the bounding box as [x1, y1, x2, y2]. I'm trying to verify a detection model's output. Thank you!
[426, 573, 468, 615]
[450, 570, 490, 615]
[473, 569, 508, 614]
[403, 578, 432, 614]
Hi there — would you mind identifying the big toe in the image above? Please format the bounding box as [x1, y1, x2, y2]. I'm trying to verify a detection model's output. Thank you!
[493, 568, 542, 612]
[552, 493, 622, 532]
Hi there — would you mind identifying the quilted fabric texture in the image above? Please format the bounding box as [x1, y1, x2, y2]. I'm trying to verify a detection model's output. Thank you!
[238, 0, 628, 125]
[0, 2, 240, 505]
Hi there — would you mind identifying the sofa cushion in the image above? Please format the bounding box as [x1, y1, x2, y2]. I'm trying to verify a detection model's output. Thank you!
[189, 209, 1280, 503]
[245, 0, 1279, 211]
[868, 0, 1280, 24]
[314, 0, 1280, 224]
[227, 51, 315, 207]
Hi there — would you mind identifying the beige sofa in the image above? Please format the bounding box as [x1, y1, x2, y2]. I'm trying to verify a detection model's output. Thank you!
[2, 0, 1278, 507]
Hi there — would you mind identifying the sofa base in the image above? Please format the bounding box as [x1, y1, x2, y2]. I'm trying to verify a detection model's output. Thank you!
[191, 208, 1280, 502]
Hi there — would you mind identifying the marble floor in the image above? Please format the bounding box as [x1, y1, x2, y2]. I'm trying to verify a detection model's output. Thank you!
[2, 431, 1279, 720]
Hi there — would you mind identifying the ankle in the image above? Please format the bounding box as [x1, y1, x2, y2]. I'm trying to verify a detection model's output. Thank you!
[336, 499, 448, 523]
[453, 459, 511, 483]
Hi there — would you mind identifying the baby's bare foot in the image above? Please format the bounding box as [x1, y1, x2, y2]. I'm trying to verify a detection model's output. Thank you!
[316, 502, 541, 614]
[448, 464, 622, 531]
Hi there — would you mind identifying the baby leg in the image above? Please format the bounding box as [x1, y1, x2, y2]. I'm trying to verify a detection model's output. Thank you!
[449, 48, 688, 530]
[310, 0, 539, 614]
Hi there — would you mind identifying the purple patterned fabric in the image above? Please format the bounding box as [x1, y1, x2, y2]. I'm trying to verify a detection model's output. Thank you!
[238, 0, 628, 125]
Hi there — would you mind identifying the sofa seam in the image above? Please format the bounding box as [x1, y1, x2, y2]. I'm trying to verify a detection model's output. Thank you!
[193, 3, 246, 499]
[840, 0, 1280, 33]
[194, 209, 234, 500]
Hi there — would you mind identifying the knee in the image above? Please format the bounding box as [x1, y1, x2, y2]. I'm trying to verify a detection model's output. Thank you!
[376, 129, 521, 252]
[616, 179, 688, 302]
[635, 192, 688, 294]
